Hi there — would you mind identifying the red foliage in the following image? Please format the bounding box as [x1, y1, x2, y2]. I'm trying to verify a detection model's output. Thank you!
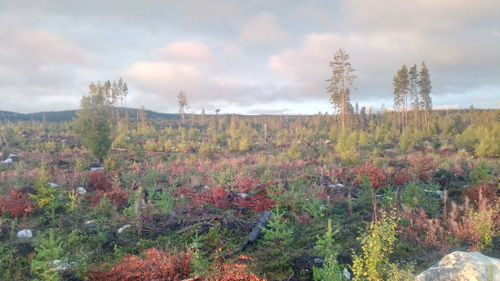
[181, 179, 275, 212]
[237, 192, 275, 212]
[87, 248, 192, 281]
[0, 190, 35, 218]
[353, 162, 386, 189]
[206, 255, 266, 281]
[400, 207, 449, 250]
[410, 154, 436, 181]
[464, 184, 498, 203]
[393, 168, 411, 186]
[88, 171, 112, 192]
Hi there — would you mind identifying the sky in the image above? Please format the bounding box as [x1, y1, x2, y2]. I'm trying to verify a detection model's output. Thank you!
[0, 0, 499, 114]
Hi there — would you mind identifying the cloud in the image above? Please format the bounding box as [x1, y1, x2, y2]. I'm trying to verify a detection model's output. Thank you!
[0, 19, 94, 112]
[155, 41, 212, 62]
[240, 13, 289, 44]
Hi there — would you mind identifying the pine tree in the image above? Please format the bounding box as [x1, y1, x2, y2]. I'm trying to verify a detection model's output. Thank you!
[74, 81, 114, 162]
[408, 64, 420, 129]
[418, 62, 432, 131]
[31, 229, 64, 281]
[177, 91, 188, 124]
[327, 49, 357, 130]
[393, 65, 409, 131]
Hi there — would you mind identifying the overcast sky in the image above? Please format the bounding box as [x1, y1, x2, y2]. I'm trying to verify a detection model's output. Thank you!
[1, 0, 499, 114]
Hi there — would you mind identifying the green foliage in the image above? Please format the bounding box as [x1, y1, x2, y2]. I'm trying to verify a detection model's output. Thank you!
[74, 82, 114, 161]
[315, 219, 340, 258]
[351, 211, 400, 281]
[335, 130, 358, 163]
[400, 182, 441, 215]
[31, 167, 60, 211]
[469, 162, 493, 185]
[313, 255, 346, 281]
[260, 206, 294, 277]
[31, 229, 65, 281]
[150, 188, 174, 214]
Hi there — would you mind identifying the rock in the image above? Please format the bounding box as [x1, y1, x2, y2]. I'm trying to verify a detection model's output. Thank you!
[237, 193, 248, 198]
[49, 182, 59, 188]
[117, 224, 132, 234]
[84, 220, 98, 234]
[90, 167, 104, 171]
[52, 260, 77, 271]
[77, 187, 87, 195]
[17, 229, 33, 239]
[8, 154, 19, 161]
[415, 251, 500, 281]
[2, 158, 13, 164]
[343, 268, 351, 280]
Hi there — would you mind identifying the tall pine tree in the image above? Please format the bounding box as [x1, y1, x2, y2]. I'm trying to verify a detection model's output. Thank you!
[418, 62, 432, 131]
[327, 49, 357, 130]
[393, 65, 409, 131]
[408, 64, 420, 129]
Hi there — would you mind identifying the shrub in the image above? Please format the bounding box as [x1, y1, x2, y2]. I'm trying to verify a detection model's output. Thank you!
[87, 249, 192, 281]
[207, 255, 266, 281]
[0, 190, 34, 218]
[351, 211, 405, 281]
[31, 229, 64, 281]
[353, 162, 386, 190]
[468, 162, 493, 185]
[409, 154, 435, 182]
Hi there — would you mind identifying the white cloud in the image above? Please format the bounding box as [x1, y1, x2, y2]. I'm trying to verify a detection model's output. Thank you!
[155, 41, 212, 62]
[240, 13, 288, 44]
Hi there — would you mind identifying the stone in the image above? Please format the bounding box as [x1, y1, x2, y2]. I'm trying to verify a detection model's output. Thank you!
[77, 187, 87, 195]
[415, 251, 500, 281]
[2, 158, 13, 164]
[52, 260, 77, 271]
[49, 182, 59, 188]
[90, 167, 104, 171]
[17, 229, 33, 239]
[343, 267, 351, 280]
[117, 224, 132, 234]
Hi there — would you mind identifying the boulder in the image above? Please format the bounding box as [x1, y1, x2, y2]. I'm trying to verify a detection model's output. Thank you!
[415, 251, 500, 281]
[16, 229, 33, 239]
[77, 187, 87, 195]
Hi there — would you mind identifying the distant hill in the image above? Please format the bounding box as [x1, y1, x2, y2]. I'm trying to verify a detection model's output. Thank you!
[0, 108, 181, 122]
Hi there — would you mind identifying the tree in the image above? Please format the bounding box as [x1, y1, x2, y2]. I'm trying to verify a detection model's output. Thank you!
[408, 64, 419, 129]
[74, 81, 114, 162]
[328, 49, 357, 130]
[418, 62, 432, 131]
[393, 65, 409, 130]
[178, 91, 189, 124]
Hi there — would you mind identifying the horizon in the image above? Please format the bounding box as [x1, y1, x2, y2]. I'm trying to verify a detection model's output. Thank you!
[1, 0, 500, 114]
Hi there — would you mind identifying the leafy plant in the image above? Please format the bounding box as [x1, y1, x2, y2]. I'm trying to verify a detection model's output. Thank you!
[31, 229, 65, 281]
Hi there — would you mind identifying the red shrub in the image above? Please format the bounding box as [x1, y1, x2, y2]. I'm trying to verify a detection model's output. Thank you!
[87, 248, 192, 281]
[464, 185, 498, 203]
[207, 255, 266, 281]
[393, 168, 411, 186]
[88, 171, 112, 192]
[353, 162, 386, 189]
[410, 154, 436, 181]
[237, 192, 275, 212]
[0, 190, 35, 218]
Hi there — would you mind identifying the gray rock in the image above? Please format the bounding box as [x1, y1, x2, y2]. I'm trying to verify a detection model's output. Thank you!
[77, 187, 87, 195]
[2, 158, 13, 164]
[17, 229, 33, 239]
[117, 224, 132, 234]
[415, 251, 500, 281]
[90, 167, 104, 171]
[49, 182, 59, 188]
[52, 260, 77, 271]
[343, 268, 351, 280]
